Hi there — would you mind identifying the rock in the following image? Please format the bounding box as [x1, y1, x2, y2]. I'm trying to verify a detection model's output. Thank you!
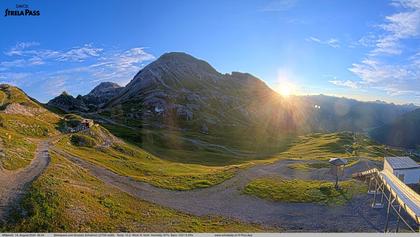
[3, 103, 46, 116]
[200, 123, 209, 134]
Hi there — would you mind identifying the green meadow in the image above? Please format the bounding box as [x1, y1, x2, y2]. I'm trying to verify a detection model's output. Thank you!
[5, 152, 269, 232]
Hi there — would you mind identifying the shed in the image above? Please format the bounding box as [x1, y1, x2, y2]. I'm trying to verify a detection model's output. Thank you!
[329, 158, 348, 189]
[81, 119, 94, 128]
[384, 157, 420, 184]
[329, 158, 348, 166]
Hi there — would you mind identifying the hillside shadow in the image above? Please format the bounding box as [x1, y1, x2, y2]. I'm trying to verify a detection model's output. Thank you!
[101, 122, 298, 166]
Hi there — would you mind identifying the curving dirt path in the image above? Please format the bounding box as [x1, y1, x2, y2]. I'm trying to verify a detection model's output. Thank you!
[52, 147, 394, 232]
[0, 139, 51, 222]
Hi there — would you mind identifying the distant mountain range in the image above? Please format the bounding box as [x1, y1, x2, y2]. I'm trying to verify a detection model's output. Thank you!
[370, 108, 420, 149]
[46, 52, 417, 136]
[294, 95, 417, 133]
[47, 82, 123, 112]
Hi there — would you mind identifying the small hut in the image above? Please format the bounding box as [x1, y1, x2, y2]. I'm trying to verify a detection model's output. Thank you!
[329, 158, 348, 189]
[81, 119, 94, 128]
[384, 157, 420, 185]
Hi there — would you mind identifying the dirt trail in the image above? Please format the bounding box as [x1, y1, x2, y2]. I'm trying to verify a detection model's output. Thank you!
[0, 139, 51, 221]
[52, 147, 393, 232]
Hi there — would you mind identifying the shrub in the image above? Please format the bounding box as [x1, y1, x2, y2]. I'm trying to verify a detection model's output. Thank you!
[70, 134, 96, 148]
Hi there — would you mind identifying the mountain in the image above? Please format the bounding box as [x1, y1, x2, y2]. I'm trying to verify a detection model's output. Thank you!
[46, 52, 418, 153]
[0, 84, 60, 121]
[104, 52, 293, 132]
[47, 82, 122, 112]
[82, 82, 123, 109]
[370, 108, 420, 149]
[0, 84, 60, 170]
[0, 84, 43, 112]
[47, 91, 89, 113]
[99, 52, 415, 133]
[294, 95, 417, 132]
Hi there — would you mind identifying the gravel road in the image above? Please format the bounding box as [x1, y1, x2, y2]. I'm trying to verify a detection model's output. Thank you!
[53, 147, 396, 232]
[0, 139, 51, 222]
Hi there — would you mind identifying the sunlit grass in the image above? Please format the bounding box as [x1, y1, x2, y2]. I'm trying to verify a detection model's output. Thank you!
[55, 135, 242, 190]
[243, 177, 367, 205]
[6, 152, 270, 232]
[0, 128, 36, 170]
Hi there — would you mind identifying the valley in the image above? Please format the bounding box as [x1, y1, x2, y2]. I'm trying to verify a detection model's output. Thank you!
[0, 52, 418, 232]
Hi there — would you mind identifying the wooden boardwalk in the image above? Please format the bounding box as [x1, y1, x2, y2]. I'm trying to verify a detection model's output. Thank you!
[353, 168, 420, 232]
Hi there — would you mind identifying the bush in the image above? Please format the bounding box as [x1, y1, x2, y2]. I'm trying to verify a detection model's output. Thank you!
[70, 134, 96, 148]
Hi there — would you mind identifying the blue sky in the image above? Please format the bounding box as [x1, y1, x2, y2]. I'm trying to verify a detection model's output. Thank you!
[0, 0, 419, 104]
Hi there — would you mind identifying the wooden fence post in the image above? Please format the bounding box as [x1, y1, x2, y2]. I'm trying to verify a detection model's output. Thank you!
[384, 192, 393, 233]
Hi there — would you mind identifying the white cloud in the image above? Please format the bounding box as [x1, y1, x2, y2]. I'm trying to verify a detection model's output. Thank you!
[3, 43, 103, 66]
[308, 36, 321, 43]
[0, 59, 26, 68]
[87, 47, 155, 84]
[371, 0, 420, 55]
[349, 58, 410, 83]
[381, 9, 420, 38]
[307, 36, 340, 48]
[0, 44, 155, 101]
[348, 0, 420, 100]
[354, 33, 377, 48]
[57, 44, 103, 62]
[0, 58, 45, 68]
[5, 42, 40, 56]
[329, 80, 360, 89]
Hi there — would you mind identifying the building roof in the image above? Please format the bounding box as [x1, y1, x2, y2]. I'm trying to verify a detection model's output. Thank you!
[329, 158, 348, 166]
[385, 157, 420, 170]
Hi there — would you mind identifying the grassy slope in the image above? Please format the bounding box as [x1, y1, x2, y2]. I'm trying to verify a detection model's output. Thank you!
[276, 132, 405, 162]
[5, 152, 269, 232]
[0, 86, 39, 109]
[56, 132, 241, 191]
[244, 178, 367, 205]
[0, 85, 61, 170]
[101, 122, 296, 166]
[242, 133, 406, 205]
[0, 113, 59, 170]
[57, 129, 407, 190]
[0, 114, 58, 137]
[0, 128, 37, 170]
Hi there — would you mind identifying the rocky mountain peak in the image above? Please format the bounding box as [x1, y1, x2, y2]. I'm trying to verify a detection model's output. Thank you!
[156, 52, 216, 72]
[47, 91, 88, 112]
[87, 82, 121, 97]
[129, 52, 220, 86]
[61, 91, 70, 96]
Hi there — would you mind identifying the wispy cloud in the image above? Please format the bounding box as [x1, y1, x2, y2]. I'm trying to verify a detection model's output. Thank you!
[348, 0, 420, 100]
[329, 79, 360, 89]
[56, 44, 103, 62]
[5, 42, 40, 56]
[349, 58, 410, 83]
[2, 43, 103, 66]
[87, 47, 155, 83]
[0, 43, 155, 101]
[307, 36, 340, 48]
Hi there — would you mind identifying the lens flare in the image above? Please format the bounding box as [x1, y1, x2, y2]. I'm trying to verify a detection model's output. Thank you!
[277, 83, 296, 97]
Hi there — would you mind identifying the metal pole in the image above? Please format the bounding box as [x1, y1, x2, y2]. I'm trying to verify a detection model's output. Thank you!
[396, 205, 402, 232]
[372, 179, 378, 207]
[368, 177, 372, 193]
[380, 185, 385, 204]
[384, 192, 393, 233]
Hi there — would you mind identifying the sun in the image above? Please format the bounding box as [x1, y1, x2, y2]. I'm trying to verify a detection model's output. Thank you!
[279, 85, 291, 97]
[277, 83, 296, 97]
